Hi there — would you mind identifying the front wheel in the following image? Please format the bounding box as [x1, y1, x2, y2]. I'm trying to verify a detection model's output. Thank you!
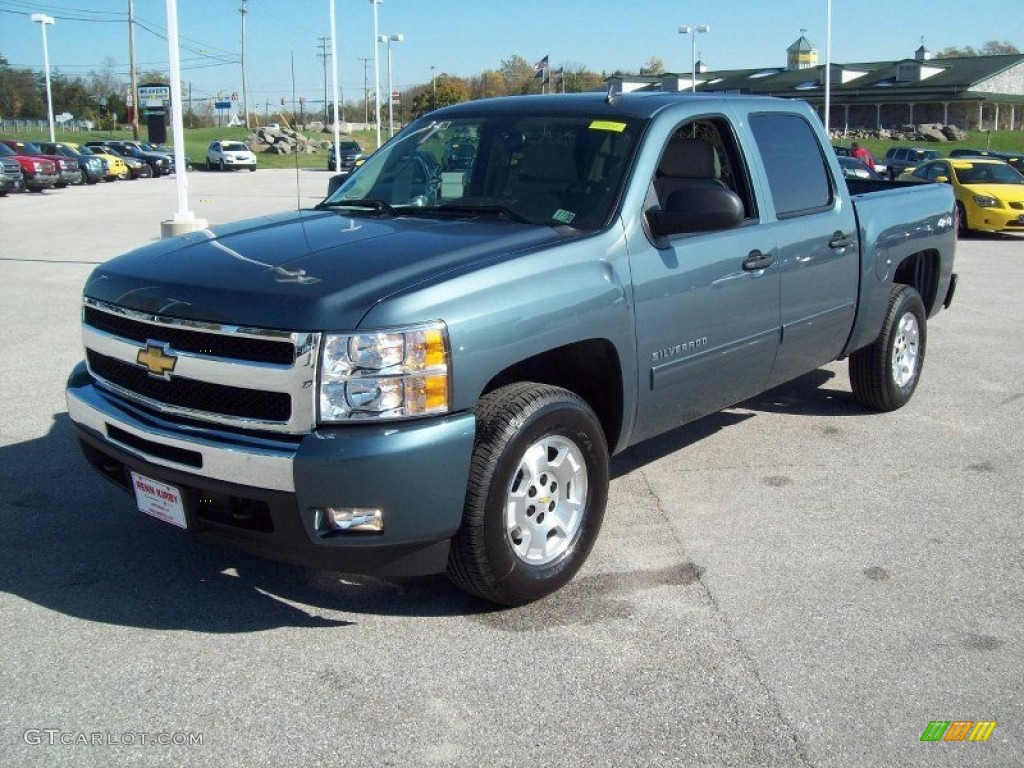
[955, 201, 970, 238]
[849, 284, 927, 412]
[447, 383, 609, 606]
[139, 164, 153, 178]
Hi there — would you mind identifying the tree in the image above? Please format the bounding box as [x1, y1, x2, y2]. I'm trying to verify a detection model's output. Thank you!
[936, 39, 1020, 58]
[499, 54, 536, 95]
[639, 56, 666, 76]
[410, 73, 470, 117]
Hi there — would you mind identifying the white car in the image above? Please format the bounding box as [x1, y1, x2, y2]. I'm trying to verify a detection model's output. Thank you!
[206, 141, 257, 172]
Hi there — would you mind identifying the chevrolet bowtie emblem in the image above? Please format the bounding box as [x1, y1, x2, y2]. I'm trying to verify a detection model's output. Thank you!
[137, 342, 177, 378]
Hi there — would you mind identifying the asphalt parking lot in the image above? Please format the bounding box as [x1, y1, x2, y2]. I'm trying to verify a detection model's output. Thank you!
[1, 170, 1021, 767]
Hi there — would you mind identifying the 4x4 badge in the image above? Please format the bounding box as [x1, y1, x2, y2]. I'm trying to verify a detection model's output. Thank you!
[136, 342, 177, 379]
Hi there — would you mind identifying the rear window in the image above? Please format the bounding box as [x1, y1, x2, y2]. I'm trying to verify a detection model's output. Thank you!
[749, 113, 833, 218]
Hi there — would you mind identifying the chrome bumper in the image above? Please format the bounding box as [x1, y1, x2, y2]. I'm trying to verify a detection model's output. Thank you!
[66, 378, 298, 493]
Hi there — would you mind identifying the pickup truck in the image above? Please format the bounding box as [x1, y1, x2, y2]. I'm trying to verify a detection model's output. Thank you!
[66, 92, 957, 606]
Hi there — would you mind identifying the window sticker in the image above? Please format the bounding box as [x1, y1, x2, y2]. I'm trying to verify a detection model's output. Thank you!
[552, 209, 576, 224]
[589, 120, 627, 133]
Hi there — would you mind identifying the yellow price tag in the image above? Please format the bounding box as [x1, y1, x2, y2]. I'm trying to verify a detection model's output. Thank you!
[589, 120, 627, 133]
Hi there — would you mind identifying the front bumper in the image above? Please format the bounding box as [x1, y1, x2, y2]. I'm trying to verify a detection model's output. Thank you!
[971, 206, 1024, 232]
[25, 171, 58, 190]
[66, 363, 476, 576]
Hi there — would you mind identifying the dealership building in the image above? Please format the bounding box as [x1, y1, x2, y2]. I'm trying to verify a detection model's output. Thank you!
[611, 36, 1024, 132]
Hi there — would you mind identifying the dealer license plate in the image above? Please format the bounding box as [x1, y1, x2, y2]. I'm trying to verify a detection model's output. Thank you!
[131, 472, 187, 529]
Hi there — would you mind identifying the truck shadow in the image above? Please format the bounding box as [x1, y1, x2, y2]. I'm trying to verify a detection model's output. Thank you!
[612, 368, 866, 477]
[3, 370, 864, 630]
[0, 414, 490, 631]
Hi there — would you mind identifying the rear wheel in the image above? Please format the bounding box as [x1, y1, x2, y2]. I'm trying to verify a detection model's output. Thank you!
[447, 383, 609, 606]
[850, 284, 927, 412]
[139, 164, 153, 178]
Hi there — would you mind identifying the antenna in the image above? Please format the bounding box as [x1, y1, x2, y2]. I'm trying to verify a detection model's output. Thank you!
[291, 50, 301, 213]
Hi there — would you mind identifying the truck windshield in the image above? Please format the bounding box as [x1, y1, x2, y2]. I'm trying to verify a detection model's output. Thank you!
[324, 112, 644, 230]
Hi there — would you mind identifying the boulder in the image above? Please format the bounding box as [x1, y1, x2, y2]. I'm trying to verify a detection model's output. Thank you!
[265, 142, 291, 155]
[942, 124, 968, 141]
[916, 125, 947, 142]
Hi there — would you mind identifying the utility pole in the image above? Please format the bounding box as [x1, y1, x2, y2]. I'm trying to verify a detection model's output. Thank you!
[128, 0, 140, 139]
[317, 36, 330, 122]
[359, 57, 371, 128]
[240, 0, 250, 129]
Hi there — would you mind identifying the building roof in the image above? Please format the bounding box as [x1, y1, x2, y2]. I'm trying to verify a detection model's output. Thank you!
[610, 53, 1024, 103]
[788, 35, 818, 53]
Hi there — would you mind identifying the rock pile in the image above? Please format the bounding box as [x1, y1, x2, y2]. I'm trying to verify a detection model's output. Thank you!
[829, 124, 970, 143]
[246, 125, 333, 155]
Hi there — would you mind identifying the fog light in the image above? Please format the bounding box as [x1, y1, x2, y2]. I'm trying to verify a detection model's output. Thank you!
[319, 506, 384, 532]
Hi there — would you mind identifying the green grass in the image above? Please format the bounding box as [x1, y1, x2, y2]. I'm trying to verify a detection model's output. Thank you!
[4, 124, 381, 170]
[836, 130, 1024, 159]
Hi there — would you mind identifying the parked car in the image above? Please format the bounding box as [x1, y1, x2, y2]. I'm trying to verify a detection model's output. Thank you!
[39, 141, 107, 185]
[135, 141, 192, 171]
[88, 140, 172, 177]
[76, 144, 129, 181]
[206, 141, 257, 171]
[899, 157, 1024, 236]
[327, 140, 363, 173]
[0, 139, 79, 188]
[837, 156, 882, 180]
[0, 154, 25, 195]
[882, 146, 942, 180]
[0, 141, 58, 191]
[948, 148, 1024, 174]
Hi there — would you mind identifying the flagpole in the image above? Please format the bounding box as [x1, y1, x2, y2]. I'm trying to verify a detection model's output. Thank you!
[824, 0, 832, 135]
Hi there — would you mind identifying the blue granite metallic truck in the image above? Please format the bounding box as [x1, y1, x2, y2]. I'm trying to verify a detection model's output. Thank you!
[67, 92, 957, 605]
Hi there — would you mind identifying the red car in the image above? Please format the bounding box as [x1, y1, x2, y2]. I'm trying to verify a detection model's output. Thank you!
[0, 139, 79, 189]
[0, 141, 58, 192]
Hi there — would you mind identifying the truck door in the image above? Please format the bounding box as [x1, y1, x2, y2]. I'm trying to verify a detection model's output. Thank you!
[630, 117, 780, 445]
[745, 111, 860, 388]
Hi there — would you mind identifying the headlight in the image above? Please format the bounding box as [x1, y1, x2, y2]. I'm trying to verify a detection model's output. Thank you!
[319, 322, 450, 421]
[972, 195, 1000, 208]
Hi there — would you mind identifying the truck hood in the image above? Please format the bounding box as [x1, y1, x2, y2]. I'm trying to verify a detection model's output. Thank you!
[84, 209, 572, 330]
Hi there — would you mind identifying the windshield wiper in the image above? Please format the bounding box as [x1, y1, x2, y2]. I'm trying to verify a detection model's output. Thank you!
[418, 203, 532, 224]
[315, 198, 398, 216]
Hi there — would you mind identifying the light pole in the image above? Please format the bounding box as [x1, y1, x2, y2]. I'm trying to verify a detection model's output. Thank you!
[378, 33, 403, 138]
[431, 65, 436, 106]
[678, 24, 710, 93]
[31, 13, 56, 142]
[369, 0, 382, 148]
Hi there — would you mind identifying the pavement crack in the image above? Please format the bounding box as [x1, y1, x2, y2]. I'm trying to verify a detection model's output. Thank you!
[636, 466, 816, 768]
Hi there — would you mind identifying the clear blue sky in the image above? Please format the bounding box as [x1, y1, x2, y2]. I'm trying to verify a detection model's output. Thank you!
[1, 0, 1022, 110]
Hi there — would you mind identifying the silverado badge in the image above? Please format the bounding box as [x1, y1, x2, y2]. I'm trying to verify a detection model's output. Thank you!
[137, 342, 177, 379]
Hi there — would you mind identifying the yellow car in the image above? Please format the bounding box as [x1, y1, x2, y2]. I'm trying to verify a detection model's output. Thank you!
[899, 157, 1024, 236]
[63, 141, 128, 181]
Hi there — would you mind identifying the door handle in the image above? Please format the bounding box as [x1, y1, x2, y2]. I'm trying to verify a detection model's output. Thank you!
[742, 250, 774, 271]
[829, 231, 853, 249]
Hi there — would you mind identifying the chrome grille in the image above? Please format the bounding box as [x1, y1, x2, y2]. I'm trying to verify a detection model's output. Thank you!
[82, 299, 319, 434]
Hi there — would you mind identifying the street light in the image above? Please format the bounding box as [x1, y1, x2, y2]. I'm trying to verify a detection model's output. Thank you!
[369, 0, 382, 148]
[30, 13, 56, 142]
[377, 33, 403, 138]
[678, 24, 710, 93]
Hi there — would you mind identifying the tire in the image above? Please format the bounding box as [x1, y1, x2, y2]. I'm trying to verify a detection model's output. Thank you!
[206, 158, 213, 171]
[219, 159, 226, 172]
[849, 284, 927, 412]
[139, 164, 153, 179]
[117, 168, 129, 180]
[955, 201, 969, 238]
[249, 166, 256, 172]
[447, 383, 609, 606]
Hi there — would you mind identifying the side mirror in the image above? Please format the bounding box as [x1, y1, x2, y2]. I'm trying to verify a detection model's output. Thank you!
[327, 173, 347, 196]
[647, 185, 745, 237]
[934, 176, 949, 184]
